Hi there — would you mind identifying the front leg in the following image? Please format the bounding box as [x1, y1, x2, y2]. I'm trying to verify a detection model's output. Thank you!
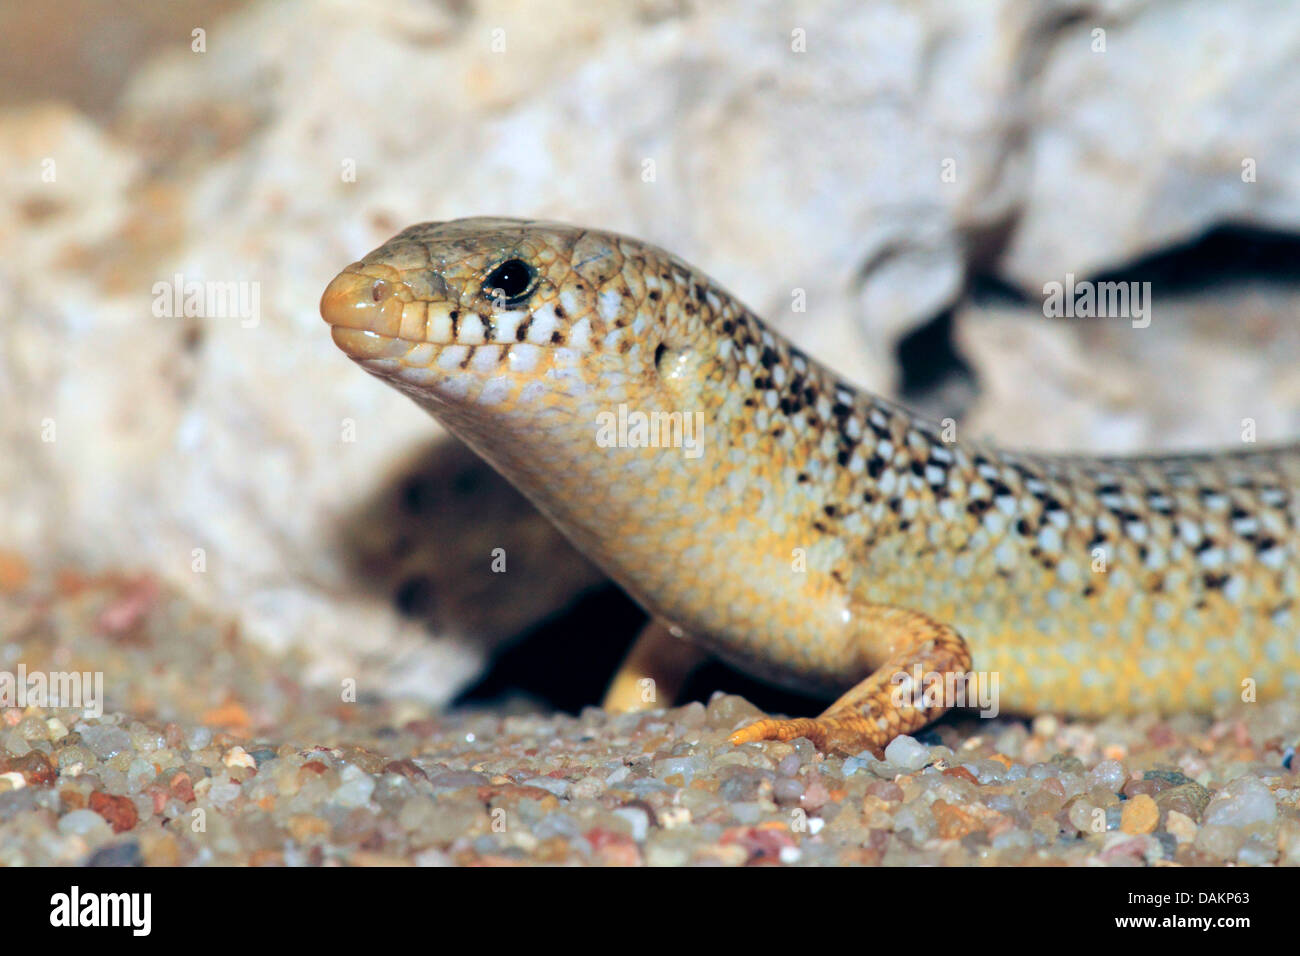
[728, 606, 973, 757]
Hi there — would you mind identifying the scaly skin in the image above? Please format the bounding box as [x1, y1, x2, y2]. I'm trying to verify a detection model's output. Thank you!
[321, 218, 1300, 755]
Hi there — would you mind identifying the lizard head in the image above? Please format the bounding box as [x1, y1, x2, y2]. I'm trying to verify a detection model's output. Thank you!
[321, 218, 859, 638]
[320, 216, 723, 429]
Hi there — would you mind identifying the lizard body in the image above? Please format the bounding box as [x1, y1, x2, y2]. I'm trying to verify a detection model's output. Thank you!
[321, 218, 1300, 754]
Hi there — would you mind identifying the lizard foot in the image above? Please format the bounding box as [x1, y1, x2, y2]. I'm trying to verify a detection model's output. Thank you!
[727, 714, 890, 758]
[728, 606, 973, 757]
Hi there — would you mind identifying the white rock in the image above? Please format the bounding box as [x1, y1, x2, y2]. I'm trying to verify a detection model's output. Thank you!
[5, 0, 1299, 710]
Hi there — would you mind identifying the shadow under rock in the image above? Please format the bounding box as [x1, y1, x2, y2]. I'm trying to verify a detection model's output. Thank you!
[333, 437, 608, 681]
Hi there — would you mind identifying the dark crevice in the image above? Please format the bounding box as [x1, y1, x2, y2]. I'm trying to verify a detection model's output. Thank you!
[896, 310, 972, 402]
[1090, 224, 1300, 292]
[455, 584, 839, 717]
[895, 224, 1300, 415]
[454, 585, 645, 714]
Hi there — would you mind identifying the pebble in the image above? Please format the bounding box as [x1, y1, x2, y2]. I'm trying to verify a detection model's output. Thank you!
[522, 776, 570, 798]
[223, 746, 257, 770]
[426, 771, 487, 792]
[17, 716, 48, 741]
[611, 806, 650, 842]
[1031, 714, 1059, 738]
[249, 748, 278, 767]
[4, 567, 1296, 867]
[1152, 831, 1178, 859]
[643, 834, 692, 867]
[1195, 824, 1245, 861]
[1237, 835, 1275, 866]
[652, 756, 703, 784]
[59, 808, 111, 839]
[1154, 781, 1211, 819]
[1086, 759, 1127, 793]
[773, 777, 804, 806]
[841, 754, 876, 776]
[1067, 798, 1101, 834]
[718, 767, 770, 802]
[1164, 809, 1198, 844]
[87, 842, 143, 866]
[436, 800, 489, 843]
[1119, 794, 1159, 834]
[328, 764, 376, 808]
[126, 758, 156, 790]
[883, 735, 931, 770]
[1203, 777, 1277, 827]
[207, 781, 242, 807]
[801, 777, 831, 811]
[78, 725, 132, 760]
[534, 812, 582, 840]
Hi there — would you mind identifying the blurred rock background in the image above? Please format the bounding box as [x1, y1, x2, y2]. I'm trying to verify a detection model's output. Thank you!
[2, 0, 1298, 708]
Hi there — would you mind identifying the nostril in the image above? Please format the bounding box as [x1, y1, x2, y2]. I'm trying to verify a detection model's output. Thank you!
[322, 267, 408, 345]
[320, 269, 407, 338]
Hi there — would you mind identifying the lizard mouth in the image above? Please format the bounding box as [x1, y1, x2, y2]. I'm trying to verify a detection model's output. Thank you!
[320, 265, 452, 364]
[321, 265, 584, 373]
[321, 265, 592, 399]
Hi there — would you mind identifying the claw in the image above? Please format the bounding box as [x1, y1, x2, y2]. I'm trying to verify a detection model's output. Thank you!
[728, 716, 828, 749]
[729, 714, 889, 757]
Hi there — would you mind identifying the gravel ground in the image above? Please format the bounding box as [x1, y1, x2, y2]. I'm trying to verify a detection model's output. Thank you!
[2, 562, 1298, 866]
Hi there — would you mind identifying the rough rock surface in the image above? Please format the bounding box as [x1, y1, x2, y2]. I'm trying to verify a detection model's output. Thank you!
[3, 0, 1299, 704]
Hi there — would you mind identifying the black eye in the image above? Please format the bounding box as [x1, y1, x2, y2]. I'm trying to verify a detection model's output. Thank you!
[483, 259, 534, 304]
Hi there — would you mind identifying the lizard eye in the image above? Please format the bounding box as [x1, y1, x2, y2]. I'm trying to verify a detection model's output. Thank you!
[483, 258, 535, 305]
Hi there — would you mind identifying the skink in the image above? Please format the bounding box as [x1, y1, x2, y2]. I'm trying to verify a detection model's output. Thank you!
[321, 218, 1299, 755]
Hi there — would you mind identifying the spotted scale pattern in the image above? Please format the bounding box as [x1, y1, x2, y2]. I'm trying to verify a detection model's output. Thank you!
[321, 218, 1300, 717]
